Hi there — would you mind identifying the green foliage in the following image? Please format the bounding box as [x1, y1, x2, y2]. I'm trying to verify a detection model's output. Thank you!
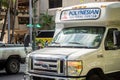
[0, 0, 8, 8]
[39, 12, 55, 30]
[35, 39, 44, 48]
[0, 0, 16, 8]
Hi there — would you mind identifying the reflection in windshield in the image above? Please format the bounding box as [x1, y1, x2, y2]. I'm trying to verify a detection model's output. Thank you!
[51, 27, 105, 48]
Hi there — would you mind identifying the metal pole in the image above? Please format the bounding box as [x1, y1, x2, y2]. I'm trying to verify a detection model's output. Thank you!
[8, 7, 10, 43]
[29, 0, 33, 45]
[32, 0, 37, 50]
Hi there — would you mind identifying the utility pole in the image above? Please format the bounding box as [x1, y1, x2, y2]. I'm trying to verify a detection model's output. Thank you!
[29, 0, 33, 46]
[32, 0, 38, 50]
[28, 0, 40, 50]
[7, 0, 11, 44]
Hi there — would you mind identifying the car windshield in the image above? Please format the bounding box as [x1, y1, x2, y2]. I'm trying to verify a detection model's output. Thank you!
[50, 27, 105, 48]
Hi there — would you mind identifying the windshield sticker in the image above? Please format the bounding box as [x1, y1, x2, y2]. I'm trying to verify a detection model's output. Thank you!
[61, 8, 101, 20]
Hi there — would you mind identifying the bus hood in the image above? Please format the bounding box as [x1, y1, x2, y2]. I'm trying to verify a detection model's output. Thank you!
[31, 47, 97, 59]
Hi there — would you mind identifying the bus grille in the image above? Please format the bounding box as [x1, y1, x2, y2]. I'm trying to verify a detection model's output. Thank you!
[31, 58, 64, 75]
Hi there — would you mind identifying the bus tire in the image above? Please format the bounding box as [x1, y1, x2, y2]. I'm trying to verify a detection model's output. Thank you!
[86, 69, 109, 80]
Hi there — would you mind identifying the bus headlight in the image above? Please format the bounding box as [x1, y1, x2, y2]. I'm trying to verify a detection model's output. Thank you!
[67, 60, 83, 76]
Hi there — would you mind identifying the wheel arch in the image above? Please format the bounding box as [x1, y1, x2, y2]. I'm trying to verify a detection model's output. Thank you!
[7, 55, 21, 62]
[86, 68, 104, 79]
[87, 68, 104, 75]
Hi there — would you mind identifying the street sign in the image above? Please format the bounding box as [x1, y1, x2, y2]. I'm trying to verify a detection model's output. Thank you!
[27, 24, 33, 27]
[35, 24, 41, 28]
[27, 24, 41, 28]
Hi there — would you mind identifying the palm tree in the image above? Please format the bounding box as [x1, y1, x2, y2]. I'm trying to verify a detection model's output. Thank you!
[0, 0, 18, 43]
[10, 0, 18, 43]
[39, 11, 55, 30]
[0, 0, 9, 41]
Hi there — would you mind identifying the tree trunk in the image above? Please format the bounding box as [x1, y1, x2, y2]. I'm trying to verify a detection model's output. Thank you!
[0, 1, 2, 14]
[0, 0, 9, 41]
[11, 0, 18, 43]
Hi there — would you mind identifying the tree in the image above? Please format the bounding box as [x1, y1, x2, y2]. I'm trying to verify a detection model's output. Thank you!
[10, 0, 18, 43]
[39, 11, 55, 30]
[0, 0, 9, 41]
[0, 0, 18, 43]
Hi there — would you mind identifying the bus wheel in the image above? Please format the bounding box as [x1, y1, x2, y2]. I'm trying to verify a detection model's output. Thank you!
[86, 69, 109, 80]
[87, 73, 101, 80]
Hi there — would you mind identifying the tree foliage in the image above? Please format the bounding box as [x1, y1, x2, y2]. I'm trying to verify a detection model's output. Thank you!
[0, 0, 17, 43]
[0, 0, 8, 8]
[39, 12, 55, 30]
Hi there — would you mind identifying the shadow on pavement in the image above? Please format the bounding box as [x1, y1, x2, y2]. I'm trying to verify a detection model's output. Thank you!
[0, 72, 24, 77]
[0, 71, 25, 80]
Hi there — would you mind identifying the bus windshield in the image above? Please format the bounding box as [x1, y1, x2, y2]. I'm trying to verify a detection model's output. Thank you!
[51, 27, 105, 48]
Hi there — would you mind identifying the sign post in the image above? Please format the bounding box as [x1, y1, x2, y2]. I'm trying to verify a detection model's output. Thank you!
[29, 0, 33, 46]
[27, 23, 41, 50]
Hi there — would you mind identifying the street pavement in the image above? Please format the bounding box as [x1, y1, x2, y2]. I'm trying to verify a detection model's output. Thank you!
[0, 64, 25, 80]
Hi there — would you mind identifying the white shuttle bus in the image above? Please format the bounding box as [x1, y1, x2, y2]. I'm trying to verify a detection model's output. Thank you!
[26, 2, 120, 80]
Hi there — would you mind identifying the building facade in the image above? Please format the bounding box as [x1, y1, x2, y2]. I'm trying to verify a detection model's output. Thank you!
[0, 0, 29, 43]
[39, 0, 119, 15]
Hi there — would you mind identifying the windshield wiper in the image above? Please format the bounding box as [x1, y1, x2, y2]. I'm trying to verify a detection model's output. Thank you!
[68, 42, 91, 48]
[68, 42, 82, 45]
[48, 42, 63, 48]
[52, 41, 60, 44]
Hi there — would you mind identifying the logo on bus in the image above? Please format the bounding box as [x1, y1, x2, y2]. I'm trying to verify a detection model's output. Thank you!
[61, 8, 101, 20]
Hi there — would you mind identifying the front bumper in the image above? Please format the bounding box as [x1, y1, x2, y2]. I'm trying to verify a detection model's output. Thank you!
[24, 73, 86, 80]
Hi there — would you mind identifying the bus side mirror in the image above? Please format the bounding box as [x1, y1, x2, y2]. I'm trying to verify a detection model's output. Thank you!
[113, 31, 120, 46]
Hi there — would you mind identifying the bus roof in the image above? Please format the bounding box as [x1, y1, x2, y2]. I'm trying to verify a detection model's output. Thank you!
[55, 2, 120, 26]
[62, 2, 119, 10]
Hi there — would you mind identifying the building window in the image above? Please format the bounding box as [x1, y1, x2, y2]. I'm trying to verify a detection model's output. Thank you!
[49, 0, 62, 8]
[18, 17, 29, 24]
[18, 1, 29, 14]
